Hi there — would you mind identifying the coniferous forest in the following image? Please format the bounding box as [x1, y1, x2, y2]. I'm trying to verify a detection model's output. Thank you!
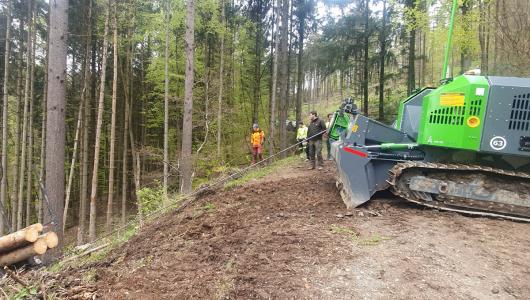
[0, 0, 529, 248]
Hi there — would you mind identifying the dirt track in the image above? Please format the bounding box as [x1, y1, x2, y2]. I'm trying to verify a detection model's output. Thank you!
[55, 161, 530, 299]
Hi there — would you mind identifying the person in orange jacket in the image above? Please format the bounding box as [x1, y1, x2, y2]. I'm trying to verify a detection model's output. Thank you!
[250, 123, 265, 164]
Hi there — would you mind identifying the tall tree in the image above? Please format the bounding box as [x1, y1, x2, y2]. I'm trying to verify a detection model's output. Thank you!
[78, 0, 92, 245]
[107, 1, 119, 231]
[406, 0, 416, 94]
[18, 0, 34, 230]
[0, 0, 12, 234]
[217, 0, 226, 159]
[269, 0, 279, 157]
[180, 0, 196, 193]
[163, 0, 170, 196]
[89, 0, 111, 241]
[295, 0, 306, 127]
[363, 0, 370, 115]
[278, 0, 289, 157]
[44, 0, 69, 257]
[378, 0, 388, 121]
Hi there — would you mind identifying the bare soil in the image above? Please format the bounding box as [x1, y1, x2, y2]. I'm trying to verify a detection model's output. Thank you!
[49, 161, 530, 299]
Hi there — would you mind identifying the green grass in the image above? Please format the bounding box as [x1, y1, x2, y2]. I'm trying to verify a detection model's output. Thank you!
[225, 156, 299, 188]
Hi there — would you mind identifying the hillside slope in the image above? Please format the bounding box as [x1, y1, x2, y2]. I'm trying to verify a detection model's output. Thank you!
[21, 161, 530, 299]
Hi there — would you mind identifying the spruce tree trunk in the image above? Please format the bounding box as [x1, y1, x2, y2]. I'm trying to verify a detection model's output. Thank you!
[278, 0, 289, 157]
[44, 0, 69, 259]
[180, 0, 196, 194]
[18, 0, 34, 230]
[106, 2, 119, 232]
[378, 0, 387, 121]
[26, 15, 36, 227]
[78, 0, 92, 246]
[406, 0, 416, 94]
[0, 0, 11, 234]
[295, 0, 305, 128]
[163, 0, 170, 196]
[38, 21, 49, 225]
[216, 0, 225, 159]
[12, 19, 25, 230]
[89, 0, 111, 241]
[363, 0, 370, 116]
[269, 0, 279, 157]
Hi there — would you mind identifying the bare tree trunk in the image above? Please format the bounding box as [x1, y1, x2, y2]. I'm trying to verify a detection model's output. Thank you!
[89, 0, 111, 242]
[295, 0, 305, 129]
[18, 0, 34, 230]
[378, 0, 387, 121]
[38, 20, 49, 225]
[121, 13, 133, 226]
[216, 0, 225, 159]
[63, 91, 83, 231]
[77, 0, 92, 246]
[163, 0, 170, 197]
[0, 0, 12, 234]
[278, 0, 289, 157]
[180, 0, 196, 194]
[269, 0, 279, 157]
[44, 0, 69, 260]
[106, 2, 119, 232]
[363, 0, 370, 116]
[12, 19, 25, 230]
[26, 15, 36, 227]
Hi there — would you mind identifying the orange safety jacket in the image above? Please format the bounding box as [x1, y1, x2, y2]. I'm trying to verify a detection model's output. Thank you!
[250, 129, 265, 147]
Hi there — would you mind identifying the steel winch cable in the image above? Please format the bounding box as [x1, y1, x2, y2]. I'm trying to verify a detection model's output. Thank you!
[62, 129, 328, 255]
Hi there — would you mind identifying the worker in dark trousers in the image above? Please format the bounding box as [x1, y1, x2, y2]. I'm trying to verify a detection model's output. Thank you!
[307, 111, 326, 170]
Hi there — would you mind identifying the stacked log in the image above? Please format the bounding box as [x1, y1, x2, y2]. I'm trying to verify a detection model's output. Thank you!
[0, 224, 59, 267]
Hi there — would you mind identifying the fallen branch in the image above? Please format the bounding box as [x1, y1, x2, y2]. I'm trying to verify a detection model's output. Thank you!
[62, 243, 110, 264]
[3, 267, 28, 287]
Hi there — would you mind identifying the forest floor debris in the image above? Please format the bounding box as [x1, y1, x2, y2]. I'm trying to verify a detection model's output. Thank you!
[2, 160, 530, 299]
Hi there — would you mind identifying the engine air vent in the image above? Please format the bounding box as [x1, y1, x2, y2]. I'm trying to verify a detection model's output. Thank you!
[428, 105, 465, 126]
[508, 93, 530, 131]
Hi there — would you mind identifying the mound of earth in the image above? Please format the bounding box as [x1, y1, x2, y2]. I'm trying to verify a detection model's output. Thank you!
[36, 162, 530, 299]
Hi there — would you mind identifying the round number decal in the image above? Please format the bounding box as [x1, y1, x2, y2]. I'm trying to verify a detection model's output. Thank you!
[489, 136, 507, 151]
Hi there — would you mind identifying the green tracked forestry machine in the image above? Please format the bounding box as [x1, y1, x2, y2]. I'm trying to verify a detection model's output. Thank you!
[327, 0, 530, 221]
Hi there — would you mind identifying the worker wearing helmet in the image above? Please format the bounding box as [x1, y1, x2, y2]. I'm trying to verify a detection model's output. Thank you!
[250, 123, 265, 164]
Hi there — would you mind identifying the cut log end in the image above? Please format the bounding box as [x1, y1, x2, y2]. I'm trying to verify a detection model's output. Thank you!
[34, 238, 47, 255]
[41, 232, 59, 249]
[0, 239, 48, 266]
[27, 223, 44, 233]
[24, 228, 39, 243]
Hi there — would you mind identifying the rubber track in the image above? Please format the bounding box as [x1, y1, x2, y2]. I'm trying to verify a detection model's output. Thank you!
[387, 161, 530, 222]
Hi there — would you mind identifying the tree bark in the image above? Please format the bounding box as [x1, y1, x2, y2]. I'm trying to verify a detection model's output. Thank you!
[295, 0, 305, 128]
[216, 0, 225, 159]
[269, 0, 279, 157]
[12, 18, 25, 230]
[18, 0, 34, 230]
[77, 0, 92, 245]
[106, 1, 119, 232]
[378, 0, 387, 121]
[406, 0, 416, 94]
[0, 0, 11, 234]
[180, 0, 196, 194]
[0, 225, 39, 253]
[44, 0, 69, 260]
[363, 0, 370, 116]
[278, 0, 289, 157]
[89, 0, 111, 242]
[0, 238, 47, 267]
[26, 16, 36, 227]
[163, 0, 170, 197]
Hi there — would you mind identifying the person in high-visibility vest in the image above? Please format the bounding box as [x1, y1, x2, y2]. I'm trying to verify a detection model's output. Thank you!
[296, 122, 309, 160]
[250, 123, 265, 164]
